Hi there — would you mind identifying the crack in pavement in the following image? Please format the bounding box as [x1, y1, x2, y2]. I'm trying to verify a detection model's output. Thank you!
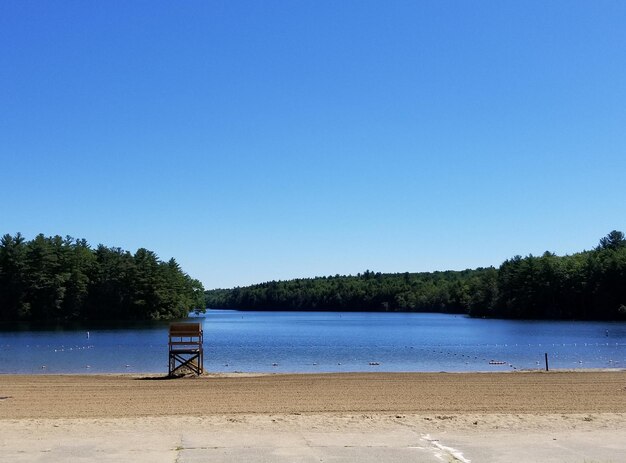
[421, 434, 471, 463]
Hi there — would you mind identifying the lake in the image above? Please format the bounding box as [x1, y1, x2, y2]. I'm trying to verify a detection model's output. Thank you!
[0, 311, 624, 374]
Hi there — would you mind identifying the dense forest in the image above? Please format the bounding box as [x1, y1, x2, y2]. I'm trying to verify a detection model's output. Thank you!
[205, 231, 626, 320]
[0, 233, 205, 322]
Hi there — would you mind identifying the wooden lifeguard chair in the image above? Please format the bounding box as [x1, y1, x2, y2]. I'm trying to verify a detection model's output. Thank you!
[168, 322, 204, 376]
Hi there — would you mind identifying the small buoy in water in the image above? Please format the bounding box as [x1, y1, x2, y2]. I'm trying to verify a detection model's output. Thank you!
[272, 363, 278, 367]
[41, 365, 46, 369]
[125, 364, 131, 368]
[85, 365, 90, 368]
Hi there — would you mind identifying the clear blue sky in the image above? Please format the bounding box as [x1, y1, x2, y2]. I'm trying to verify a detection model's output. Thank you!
[1, 1, 625, 289]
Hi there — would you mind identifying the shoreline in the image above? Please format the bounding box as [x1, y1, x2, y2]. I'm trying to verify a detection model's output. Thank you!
[0, 367, 626, 379]
[1, 366, 624, 377]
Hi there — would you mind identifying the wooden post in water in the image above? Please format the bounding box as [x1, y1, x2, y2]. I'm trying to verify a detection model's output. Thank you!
[544, 352, 549, 371]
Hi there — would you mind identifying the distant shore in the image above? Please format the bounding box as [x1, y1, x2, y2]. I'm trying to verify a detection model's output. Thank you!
[1, 370, 625, 419]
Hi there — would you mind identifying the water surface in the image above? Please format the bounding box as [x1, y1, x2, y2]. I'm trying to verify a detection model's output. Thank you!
[0, 311, 624, 374]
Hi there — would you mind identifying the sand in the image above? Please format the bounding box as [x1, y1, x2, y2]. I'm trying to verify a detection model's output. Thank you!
[2, 370, 626, 418]
[2, 371, 626, 462]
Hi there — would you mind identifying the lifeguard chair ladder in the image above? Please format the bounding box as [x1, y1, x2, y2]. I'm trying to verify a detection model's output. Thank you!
[168, 322, 204, 376]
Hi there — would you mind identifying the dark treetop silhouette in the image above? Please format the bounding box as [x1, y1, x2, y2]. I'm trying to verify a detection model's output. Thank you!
[0, 233, 205, 322]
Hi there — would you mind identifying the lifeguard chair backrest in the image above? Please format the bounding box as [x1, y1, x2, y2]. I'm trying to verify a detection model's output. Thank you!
[169, 322, 202, 338]
[169, 322, 203, 346]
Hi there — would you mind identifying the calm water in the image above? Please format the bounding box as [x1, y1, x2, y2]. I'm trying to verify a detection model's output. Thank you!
[0, 311, 624, 374]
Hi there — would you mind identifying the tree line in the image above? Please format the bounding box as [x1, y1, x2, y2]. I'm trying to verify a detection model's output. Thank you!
[205, 231, 626, 320]
[0, 233, 205, 322]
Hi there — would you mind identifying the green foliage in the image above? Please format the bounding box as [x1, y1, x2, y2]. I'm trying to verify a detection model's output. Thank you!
[205, 231, 626, 320]
[205, 268, 495, 314]
[0, 233, 205, 322]
[596, 230, 625, 251]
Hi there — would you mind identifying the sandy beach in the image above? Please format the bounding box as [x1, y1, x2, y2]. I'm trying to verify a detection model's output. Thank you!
[2, 370, 626, 418]
[2, 371, 626, 462]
